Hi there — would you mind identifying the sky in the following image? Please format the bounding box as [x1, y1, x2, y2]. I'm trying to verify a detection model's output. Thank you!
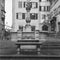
[5, 0, 12, 29]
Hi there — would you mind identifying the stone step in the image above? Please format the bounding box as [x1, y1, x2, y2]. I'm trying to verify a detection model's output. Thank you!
[0, 55, 60, 60]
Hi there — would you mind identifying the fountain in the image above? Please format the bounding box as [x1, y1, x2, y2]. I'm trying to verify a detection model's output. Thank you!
[25, 0, 32, 32]
[17, 0, 39, 40]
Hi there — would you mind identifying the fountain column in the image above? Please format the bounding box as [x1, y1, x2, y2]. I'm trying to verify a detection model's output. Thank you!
[25, 0, 32, 32]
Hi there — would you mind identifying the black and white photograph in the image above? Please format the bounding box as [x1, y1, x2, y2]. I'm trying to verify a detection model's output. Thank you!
[0, 0, 60, 60]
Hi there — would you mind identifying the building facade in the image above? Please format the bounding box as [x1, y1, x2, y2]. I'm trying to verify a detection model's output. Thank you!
[50, 0, 60, 32]
[0, 0, 5, 40]
[12, 0, 50, 32]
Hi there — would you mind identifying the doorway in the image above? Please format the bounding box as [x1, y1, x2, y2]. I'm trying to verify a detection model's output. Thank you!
[42, 25, 48, 31]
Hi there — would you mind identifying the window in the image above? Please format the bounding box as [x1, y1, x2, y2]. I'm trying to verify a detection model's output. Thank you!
[32, 2, 36, 8]
[47, 6, 50, 11]
[18, 1, 22, 8]
[39, 6, 47, 11]
[44, 6, 48, 11]
[32, 2, 38, 8]
[30, 13, 38, 20]
[42, 6, 44, 11]
[16, 13, 25, 20]
[39, 6, 50, 11]
[44, 6, 46, 11]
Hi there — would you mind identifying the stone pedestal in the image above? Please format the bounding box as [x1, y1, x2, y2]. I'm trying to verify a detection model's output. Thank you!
[17, 30, 22, 40]
[39, 33, 46, 42]
[35, 30, 39, 40]
[25, 24, 31, 32]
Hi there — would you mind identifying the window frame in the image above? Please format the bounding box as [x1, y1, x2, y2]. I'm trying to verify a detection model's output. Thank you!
[16, 13, 26, 20]
[30, 13, 38, 20]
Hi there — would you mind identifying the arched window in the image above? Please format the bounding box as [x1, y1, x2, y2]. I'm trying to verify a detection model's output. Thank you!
[42, 25, 48, 31]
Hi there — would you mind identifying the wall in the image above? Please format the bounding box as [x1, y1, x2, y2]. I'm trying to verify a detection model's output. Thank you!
[12, 0, 50, 32]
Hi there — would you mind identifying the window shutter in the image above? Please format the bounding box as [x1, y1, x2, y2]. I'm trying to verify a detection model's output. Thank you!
[24, 2, 25, 7]
[22, 13, 25, 19]
[44, 6, 46, 11]
[16, 13, 18, 19]
[36, 2, 38, 8]
[30, 13, 38, 20]
[39, 6, 41, 11]
[36, 14, 38, 19]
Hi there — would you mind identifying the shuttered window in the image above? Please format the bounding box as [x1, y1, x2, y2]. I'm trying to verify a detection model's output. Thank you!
[16, 13, 18, 19]
[39, 6, 41, 11]
[18, 1, 22, 8]
[47, 6, 50, 11]
[16, 13, 25, 20]
[30, 13, 38, 20]
[32, 2, 38, 8]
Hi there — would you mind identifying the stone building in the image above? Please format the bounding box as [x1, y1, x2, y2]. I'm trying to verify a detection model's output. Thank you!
[12, 0, 50, 32]
[0, 0, 5, 40]
[11, 0, 50, 41]
[50, 0, 60, 32]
